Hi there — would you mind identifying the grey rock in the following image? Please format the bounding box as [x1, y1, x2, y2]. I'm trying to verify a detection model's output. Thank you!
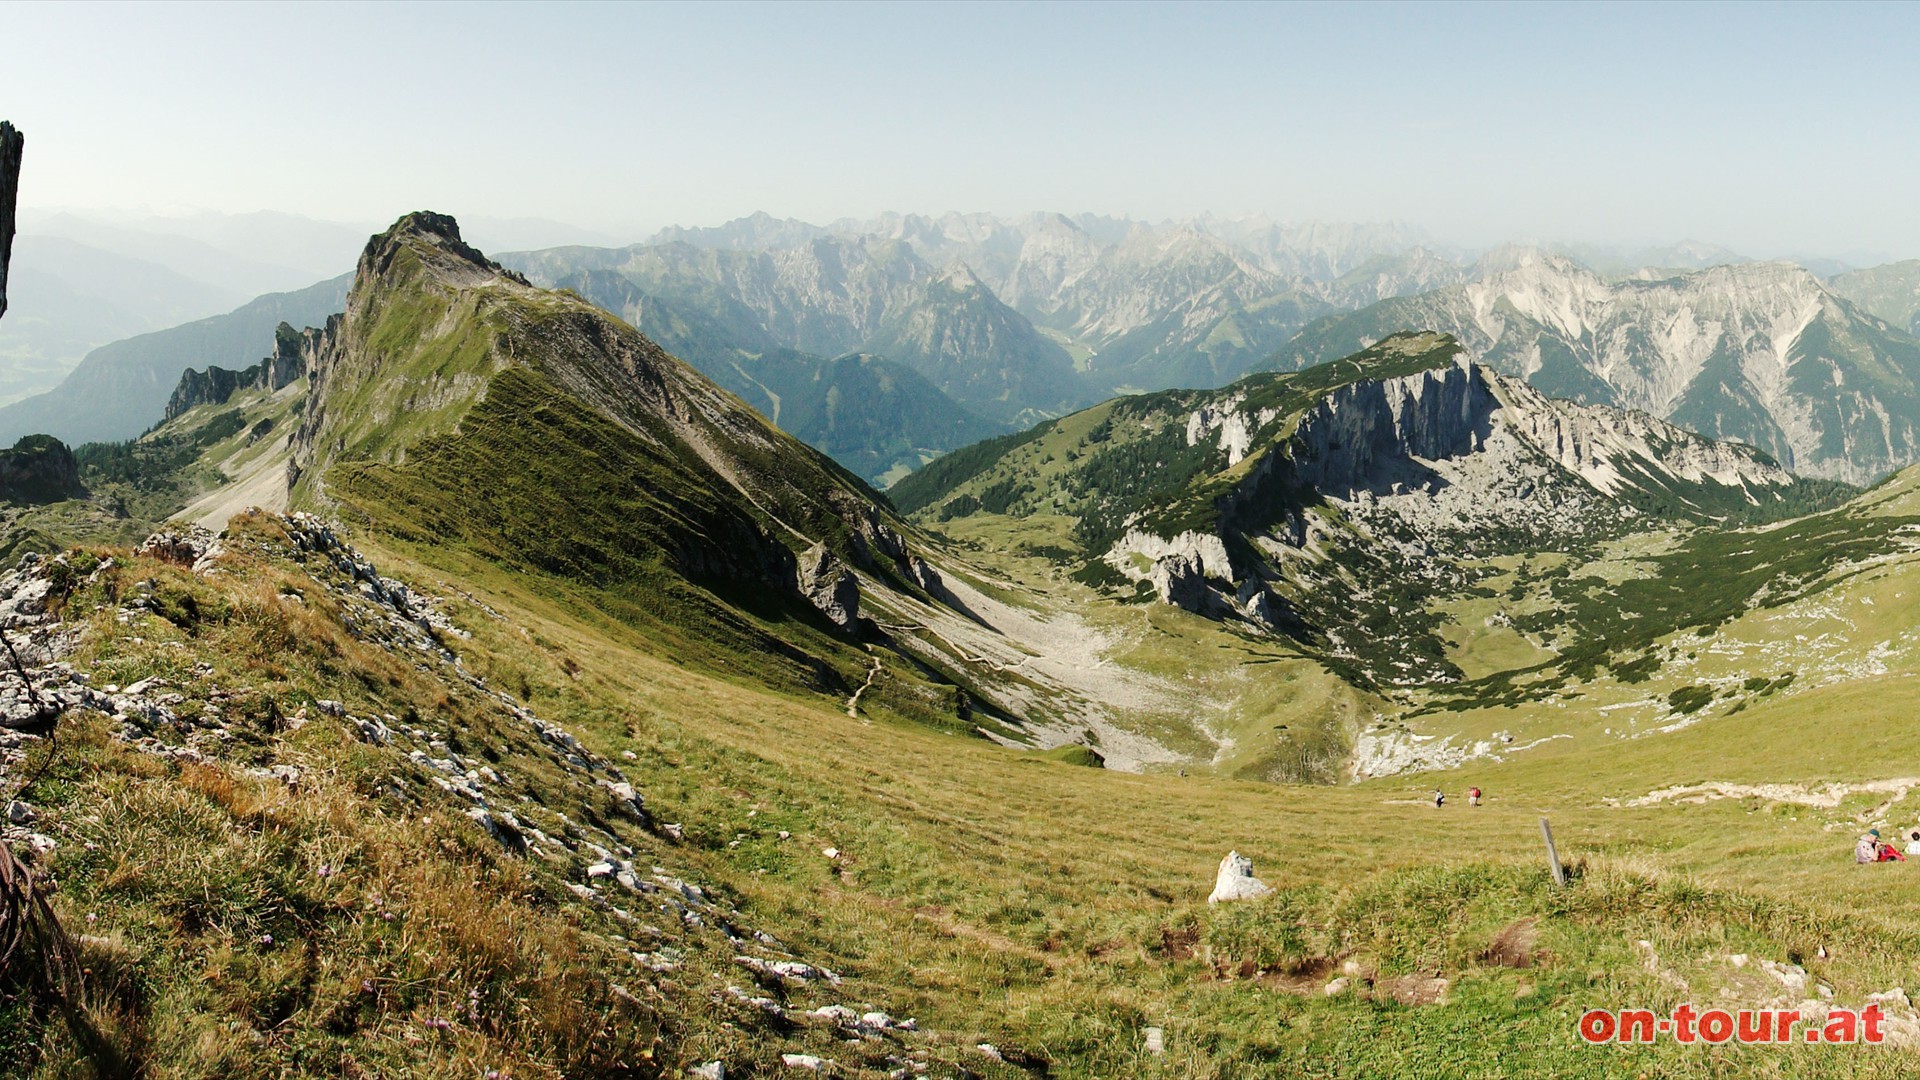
[798, 544, 860, 632]
[163, 321, 319, 423]
[135, 526, 218, 569]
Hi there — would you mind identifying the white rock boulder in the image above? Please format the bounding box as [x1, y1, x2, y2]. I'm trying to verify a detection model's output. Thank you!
[1207, 850, 1273, 904]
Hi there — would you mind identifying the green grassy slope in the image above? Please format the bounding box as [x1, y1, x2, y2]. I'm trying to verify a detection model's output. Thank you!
[19, 501, 1920, 1077]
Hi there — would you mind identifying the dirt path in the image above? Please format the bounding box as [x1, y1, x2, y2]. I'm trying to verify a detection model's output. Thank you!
[1622, 777, 1920, 819]
[846, 649, 881, 718]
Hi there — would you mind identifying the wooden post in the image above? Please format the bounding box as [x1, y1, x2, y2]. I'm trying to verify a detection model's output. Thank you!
[1540, 817, 1567, 886]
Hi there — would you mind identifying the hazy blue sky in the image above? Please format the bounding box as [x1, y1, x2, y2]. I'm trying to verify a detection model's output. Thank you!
[4, 0, 1917, 257]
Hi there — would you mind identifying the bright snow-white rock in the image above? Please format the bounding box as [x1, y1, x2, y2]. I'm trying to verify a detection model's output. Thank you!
[1207, 850, 1273, 904]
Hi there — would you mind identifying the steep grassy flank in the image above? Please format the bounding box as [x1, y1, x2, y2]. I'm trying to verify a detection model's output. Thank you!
[293, 273, 506, 490]
[325, 363, 859, 698]
[887, 420, 1058, 515]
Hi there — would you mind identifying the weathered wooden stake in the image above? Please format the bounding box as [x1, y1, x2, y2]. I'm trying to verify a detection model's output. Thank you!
[1540, 816, 1567, 886]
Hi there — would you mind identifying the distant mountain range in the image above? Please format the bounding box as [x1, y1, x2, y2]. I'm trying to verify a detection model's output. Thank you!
[12, 207, 1920, 492]
[0, 235, 247, 405]
[1830, 260, 1920, 337]
[497, 214, 1434, 449]
[1269, 250, 1920, 485]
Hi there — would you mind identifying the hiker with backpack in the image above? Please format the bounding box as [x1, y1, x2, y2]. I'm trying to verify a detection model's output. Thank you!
[1857, 829, 1906, 863]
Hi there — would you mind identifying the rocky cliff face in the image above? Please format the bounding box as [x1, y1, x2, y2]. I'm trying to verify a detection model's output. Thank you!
[0, 121, 20, 320]
[164, 320, 326, 421]
[1287, 357, 1494, 494]
[1102, 348, 1816, 684]
[913, 331, 1833, 688]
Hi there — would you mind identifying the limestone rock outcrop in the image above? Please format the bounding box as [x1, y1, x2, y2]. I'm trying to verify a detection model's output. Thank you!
[1120, 354, 1800, 634]
[1207, 850, 1273, 904]
[164, 321, 328, 422]
[798, 544, 860, 633]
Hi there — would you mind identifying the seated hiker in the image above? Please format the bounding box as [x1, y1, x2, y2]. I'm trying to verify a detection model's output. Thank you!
[1907, 831, 1920, 857]
[1859, 829, 1906, 863]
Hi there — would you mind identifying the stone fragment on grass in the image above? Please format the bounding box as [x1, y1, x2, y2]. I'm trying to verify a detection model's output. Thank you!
[1206, 850, 1272, 904]
[1869, 987, 1912, 1010]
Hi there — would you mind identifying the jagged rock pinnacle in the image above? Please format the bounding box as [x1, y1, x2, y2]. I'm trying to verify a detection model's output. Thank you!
[0, 121, 22, 321]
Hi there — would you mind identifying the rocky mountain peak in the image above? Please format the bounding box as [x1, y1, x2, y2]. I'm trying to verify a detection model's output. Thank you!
[165, 318, 328, 423]
[935, 261, 986, 292]
[1470, 243, 1591, 279]
[357, 210, 527, 292]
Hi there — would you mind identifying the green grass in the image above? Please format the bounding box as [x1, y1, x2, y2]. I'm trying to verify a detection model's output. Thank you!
[21, 466, 1920, 1077]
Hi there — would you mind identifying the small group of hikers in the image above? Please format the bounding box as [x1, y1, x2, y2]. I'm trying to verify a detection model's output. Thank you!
[1433, 787, 1482, 808]
[1855, 828, 1920, 863]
